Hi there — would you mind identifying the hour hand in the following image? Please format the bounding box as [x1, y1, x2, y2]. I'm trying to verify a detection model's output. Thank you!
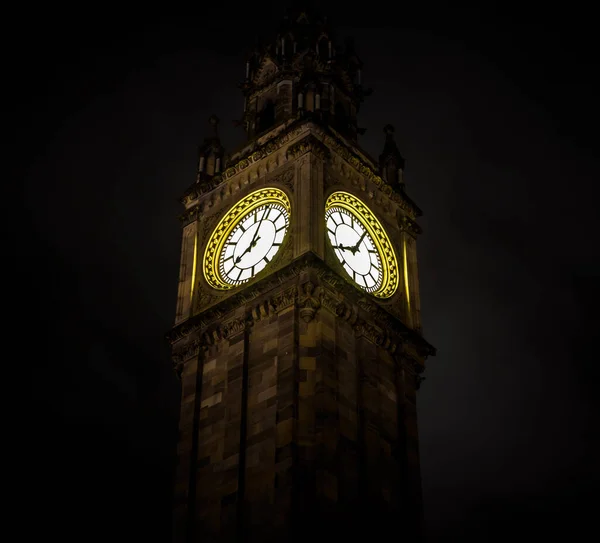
[235, 244, 252, 264]
[350, 231, 367, 254]
[235, 236, 261, 263]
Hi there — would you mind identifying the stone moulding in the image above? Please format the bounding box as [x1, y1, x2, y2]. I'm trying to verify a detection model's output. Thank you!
[168, 252, 435, 377]
[179, 121, 422, 219]
[286, 134, 330, 161]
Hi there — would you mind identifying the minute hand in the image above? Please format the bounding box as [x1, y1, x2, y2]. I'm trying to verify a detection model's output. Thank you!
[249, 207, 269, 246]
[350, 231, 367, 254]
[235, 208, 269, 263]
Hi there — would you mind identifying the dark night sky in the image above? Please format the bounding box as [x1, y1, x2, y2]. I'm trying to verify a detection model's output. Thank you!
[16, 2, 599, 541]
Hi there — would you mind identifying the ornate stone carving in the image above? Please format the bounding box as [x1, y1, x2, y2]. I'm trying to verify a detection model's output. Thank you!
[297, 281, 322, 322]
[250, 299, 276, 322]
[269, 166, 295, 192]
[180, 121, 422, 226]
[272, 286, 297, 312]
[171, 337, 203, 378]
[167, 253, 436, 365]
[180, 124, 308, 203]
[195, 288, 221, 313]
[221, 317, 248, 339]
[286, 134, 330, 161]
[201, 212, 222, 244]
[320, 290, 343, 314]
[354, 321, 385, 346]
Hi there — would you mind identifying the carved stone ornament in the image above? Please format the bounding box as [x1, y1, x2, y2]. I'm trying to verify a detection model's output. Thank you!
[221, 317, 248, 338]
[297, 281, 322, 322]
[286, 134, 330, 161]
[179, 121, 421, 220]
[167, 252, 436, 376]
[272, 286, 298, 312]
[270, 167, 295, 192]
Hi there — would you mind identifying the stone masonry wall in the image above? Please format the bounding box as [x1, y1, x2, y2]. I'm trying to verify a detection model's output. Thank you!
[173, 279, 424, 542]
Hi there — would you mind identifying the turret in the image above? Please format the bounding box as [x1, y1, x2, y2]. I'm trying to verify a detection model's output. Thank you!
[196, 115, 225, 182]
[379, 124, 406, 190]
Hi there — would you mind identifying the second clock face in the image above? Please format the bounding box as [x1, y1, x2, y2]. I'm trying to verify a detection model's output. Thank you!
[326, 205, 383, 292]
[219, 202, 289, 286]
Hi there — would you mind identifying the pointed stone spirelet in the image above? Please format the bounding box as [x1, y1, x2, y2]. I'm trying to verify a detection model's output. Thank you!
[196, 114, 225, 181]
[379, 124, 406, 188]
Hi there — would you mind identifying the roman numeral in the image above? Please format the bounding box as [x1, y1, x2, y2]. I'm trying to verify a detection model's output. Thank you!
[224, 256, 233, 262]
[275, 226, 285, 232]
[239, 225, 246, 233]
[264, 256, 270, 264]
[328, 228, 336, 236]
[236, 268, 243, 281]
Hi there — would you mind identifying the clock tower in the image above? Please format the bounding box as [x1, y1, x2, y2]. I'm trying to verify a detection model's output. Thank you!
[168, 6, 436, 543]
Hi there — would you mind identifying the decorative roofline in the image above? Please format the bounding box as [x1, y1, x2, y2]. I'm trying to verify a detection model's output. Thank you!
[180, 119, 423, 217]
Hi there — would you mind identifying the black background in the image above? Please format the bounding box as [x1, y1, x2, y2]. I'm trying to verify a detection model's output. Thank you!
[15, 2, 599, 541]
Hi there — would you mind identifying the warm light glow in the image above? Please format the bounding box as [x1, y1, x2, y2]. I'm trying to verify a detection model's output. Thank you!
[190, 232, 198, 300]
[325, 191, 398, 298]
[403, 239, 410, 311]
[204, 187, 291, 290]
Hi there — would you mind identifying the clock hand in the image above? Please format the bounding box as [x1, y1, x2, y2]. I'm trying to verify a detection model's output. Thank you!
[332, 244, 349, 252]
[235, 235, 261, 263]
[350, 231, 367, 254]
[248, 208, 269, 247]
[235, 208, 269, 264]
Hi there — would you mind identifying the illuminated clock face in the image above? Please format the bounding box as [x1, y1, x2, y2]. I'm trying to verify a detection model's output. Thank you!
[219, 202, 289, 286]
[326, 206, 383, 292]
[203, 187, 292, 290]
[325, 191, 399, 298]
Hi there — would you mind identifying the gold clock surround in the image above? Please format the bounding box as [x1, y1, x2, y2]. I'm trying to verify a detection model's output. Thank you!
[203, 187, 291, 290]
[325, 191, 399, 299]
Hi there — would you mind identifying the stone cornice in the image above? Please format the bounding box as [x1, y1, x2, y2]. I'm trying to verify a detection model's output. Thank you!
[400, 215, 423, 237]
[179, 121, 422, 219]
[286, 134, 330, 161]
[168, 253, 436, 373]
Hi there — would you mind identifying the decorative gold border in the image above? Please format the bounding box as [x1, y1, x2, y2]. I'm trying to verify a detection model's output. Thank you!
[325, 191, 399, 299]
[203, 187, 291, 290]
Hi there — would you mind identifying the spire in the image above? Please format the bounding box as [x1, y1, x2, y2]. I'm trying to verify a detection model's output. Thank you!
[196, 115, 225, 182]
[379, 124, 406, 188]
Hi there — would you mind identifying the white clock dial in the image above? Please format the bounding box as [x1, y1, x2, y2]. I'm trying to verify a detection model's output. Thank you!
[326, 206, 383, 292]
[219, 202, 289, 286]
